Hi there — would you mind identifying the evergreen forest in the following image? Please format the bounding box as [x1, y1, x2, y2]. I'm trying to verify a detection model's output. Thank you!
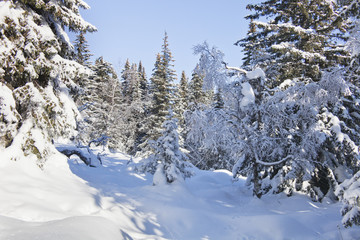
[1, 0, 360, 238]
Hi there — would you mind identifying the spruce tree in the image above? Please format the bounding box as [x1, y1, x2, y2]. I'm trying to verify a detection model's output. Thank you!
[80, 57, 122, 149]
[117, 60, 150, 155]
[188, 68, 206, 108]
[138, 61, 148, 100]
[152, 115, 192, 185]
[213, 88, 225, 110]
[74, 31, 92, 66]
[238, 0, 349, 84]
[121, 59, 131, 101]
[148, 33, 176, 141]
[333, 0, 360, 227]
[176, 71, 189, 126]
[0, 0, 95, 167]
[130, 63, 141, 102]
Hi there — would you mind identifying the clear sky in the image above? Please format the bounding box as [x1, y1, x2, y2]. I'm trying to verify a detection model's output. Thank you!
[78, 0, 255, 79]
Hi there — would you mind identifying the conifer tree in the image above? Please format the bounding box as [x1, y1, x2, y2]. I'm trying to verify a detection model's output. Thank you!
[0, 0, 95, 167]
[213, 88, 225, 110]
[152, 115, 192, 185]
[176, 71, 189, 126]
[117, 60, 150, 155]
[138, 61, 148, 99]
[80, 57, 122, 149]
[121, 59, 131, 101]
[333, 0, 360, 227]
[74, 31, 92, 66]
[188, 68, 206, 108]
[130, 63, 141, 102]
[147, 33, 176, 141]
[238, 0, 349, 84]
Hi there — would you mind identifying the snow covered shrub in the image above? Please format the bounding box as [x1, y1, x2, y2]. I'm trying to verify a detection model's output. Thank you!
[232, 69, 360, 200]
[185, 106, 236, 170]
[336, 170, 360, 227]
[0, 0, 95, 166]
[149, 116, 193, 185]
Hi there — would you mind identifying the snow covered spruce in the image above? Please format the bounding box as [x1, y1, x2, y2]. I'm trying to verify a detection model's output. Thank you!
[0, 0, 95, 166]
[134, 114, 193, 185]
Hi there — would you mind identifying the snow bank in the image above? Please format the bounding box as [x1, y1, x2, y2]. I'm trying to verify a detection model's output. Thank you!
[0, 152, 100, 222]
[0, 215, 123, 240]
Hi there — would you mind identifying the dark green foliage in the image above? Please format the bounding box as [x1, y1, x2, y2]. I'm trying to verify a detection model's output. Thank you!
[148, 33, 176, 141]
[238, 0, 349, 84]
[188, 69, 206, 108]
[79, 57, 122, 149]
[74, 31, 92, 66]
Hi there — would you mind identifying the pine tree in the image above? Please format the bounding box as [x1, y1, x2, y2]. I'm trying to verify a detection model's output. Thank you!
[152, 115, 192, 185]
[121, 59, 131, 101]
[175, 71, 189, 126]
[188, 67, 206, 108]
[80, 57, 122, 149]
[147, 33, 177, 141]
[138, 61, 148, 99]
[116, 60, 150, 155]
[74, 31, 92, 66]
[0, 0, 95, 167]
[238, 0, 349, 84]
[213, 88, 224, 110]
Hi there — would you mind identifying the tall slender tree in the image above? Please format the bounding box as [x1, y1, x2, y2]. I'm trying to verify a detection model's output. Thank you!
[188, 67, 206, 108]
[138, 61, 148, 99]
[175, 71, 189, 126]
[147, 33, 177, 141]
[80, 57, 122, 149]
[74, 31, 92, 66]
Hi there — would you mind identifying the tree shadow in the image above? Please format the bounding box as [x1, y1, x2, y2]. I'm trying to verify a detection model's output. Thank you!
[67, 152, 169, 239]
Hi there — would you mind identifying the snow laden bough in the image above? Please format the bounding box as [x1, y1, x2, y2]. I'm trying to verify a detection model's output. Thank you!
[0, 0, 95, 167]
[55, 136, 108, 168]
[336, 170, 360, 228]
[0, 82, 80, 168]
[228, 65, 360, 202]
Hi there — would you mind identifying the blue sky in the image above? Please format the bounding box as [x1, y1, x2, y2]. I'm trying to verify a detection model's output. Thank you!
[79, 0, 255, 79]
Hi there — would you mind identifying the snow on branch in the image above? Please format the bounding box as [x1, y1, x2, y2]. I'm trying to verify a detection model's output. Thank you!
[222, 62, 248, 75]
[222, 62, 266, 80]
[56, 144, 102, 167]
[254, 150, 293, 166]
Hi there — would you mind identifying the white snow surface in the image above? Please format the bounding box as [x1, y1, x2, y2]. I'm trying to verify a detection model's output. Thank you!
[0, 147, 359, 240]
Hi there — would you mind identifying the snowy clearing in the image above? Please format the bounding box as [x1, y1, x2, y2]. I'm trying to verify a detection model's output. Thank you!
[0, 148, 359, 240]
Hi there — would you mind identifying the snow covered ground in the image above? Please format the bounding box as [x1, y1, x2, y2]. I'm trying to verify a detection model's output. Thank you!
[0, 148, 359, 240]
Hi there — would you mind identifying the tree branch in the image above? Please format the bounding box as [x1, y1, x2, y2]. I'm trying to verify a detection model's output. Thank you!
[222, 61, 248, 75]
